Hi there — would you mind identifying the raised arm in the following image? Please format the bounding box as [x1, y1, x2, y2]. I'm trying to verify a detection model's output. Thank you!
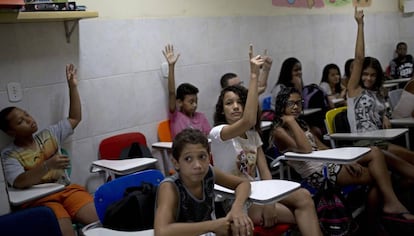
[162, 44, 180, 113]
[66, 64, 81, 129]
[258, 49, 273, 95]
[347, 7, 365, 98]
[220, 45, 264, 140]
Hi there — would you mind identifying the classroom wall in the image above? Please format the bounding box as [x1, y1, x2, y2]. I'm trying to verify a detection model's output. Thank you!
[0, 0, 413, 215]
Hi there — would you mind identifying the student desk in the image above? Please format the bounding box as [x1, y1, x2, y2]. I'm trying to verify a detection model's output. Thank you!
[283, 147, 371, 164]
[83, 228, 154, 236]
[384, 78, 411, 84]
[390, 117, 414, 127]
[384, 82, 399, 90]
[261, 121, 272, 131]
[328, 128, 410, 149]
[302, 108, 321, 116]
[214, 179, 301, 205]
[91, 158, 157, 178]
[8, 183, 65, 206]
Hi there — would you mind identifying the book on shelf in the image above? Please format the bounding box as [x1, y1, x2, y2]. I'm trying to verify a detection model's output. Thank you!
[22, 1, 76, 11]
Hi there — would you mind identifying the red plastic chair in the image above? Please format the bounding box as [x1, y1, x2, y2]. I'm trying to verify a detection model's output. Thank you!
[99, 132, 148, 160]
[254, 224, 292, 236]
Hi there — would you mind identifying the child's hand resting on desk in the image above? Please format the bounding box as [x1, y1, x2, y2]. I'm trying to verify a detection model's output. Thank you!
[227, 208, 254, 236]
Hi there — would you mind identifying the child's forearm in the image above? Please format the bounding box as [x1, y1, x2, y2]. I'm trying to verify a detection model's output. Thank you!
[68, 83, 81, 127]
[155, 219, 229, 236]
[233, 180, 251, 208]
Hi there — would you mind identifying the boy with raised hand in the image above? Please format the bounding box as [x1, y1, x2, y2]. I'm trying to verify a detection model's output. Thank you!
[0, 64, 98, 236]
[162, 44, 211, 139]
[154, 128, 253, 236]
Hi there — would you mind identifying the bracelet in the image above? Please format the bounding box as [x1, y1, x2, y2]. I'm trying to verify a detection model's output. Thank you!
[43, 162, 49, 172]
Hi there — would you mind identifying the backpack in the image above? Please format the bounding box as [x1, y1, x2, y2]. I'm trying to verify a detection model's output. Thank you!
[314, 180, 357, 236]
[120, 142, 152, 159]
[302, 84, 330, 113]
[103, 182, 157, 231]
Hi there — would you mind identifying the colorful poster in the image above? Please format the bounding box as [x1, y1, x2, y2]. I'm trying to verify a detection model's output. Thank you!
[325, 0, 352, 7]
[353, 0, 372, 7]
[272, 0, 325, 9]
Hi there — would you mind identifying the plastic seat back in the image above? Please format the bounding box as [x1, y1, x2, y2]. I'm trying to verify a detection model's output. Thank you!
[94, 169, 164, 223]
[388, 88, 403, 109]
[325, 106, 348, 134]
[158, 120, 172, 142]
[99, 132, 148, 160]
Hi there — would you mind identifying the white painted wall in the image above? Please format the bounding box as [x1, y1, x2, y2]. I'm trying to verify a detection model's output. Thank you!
[0, 0, 413, 215]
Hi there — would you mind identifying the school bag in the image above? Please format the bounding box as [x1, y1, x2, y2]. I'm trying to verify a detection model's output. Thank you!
[103, 182, 157, 231]
[314, 179, 357, 236]
[120, 142, 153, 159]
[302, 84, 330, 135]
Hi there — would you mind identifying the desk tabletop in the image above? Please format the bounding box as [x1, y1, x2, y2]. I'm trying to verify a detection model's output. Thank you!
[92, 158, 157, 175]
[284, 147, 371, 164]
[83, 228, 153, 236]
[214, 179, 300, 205]
[391, 117, 414, 127]
[8, 183, 65, 206]
[261, 121, 272, 131]
[302, 108, 321, 116]
[151, 142, 173, 149]
[329, 128, 408, 140]
[384, 78, 411, 84]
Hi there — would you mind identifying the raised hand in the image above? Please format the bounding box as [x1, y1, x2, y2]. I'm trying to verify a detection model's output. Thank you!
[262, 49, 273, 72]
[354, 6, 364, 24]
[162, 44, 180, 65]
[66, 64, 78, 87]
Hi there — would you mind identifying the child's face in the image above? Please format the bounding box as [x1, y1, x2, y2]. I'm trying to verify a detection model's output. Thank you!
[180, 94, 198, 116]
[222, 91, 243, 124]
[396, 44, 407, 58]
[361, 66, 377, 89]
[6, 108, 38, 137]
[173, 143, 210, 183]
[284, 93, 303, 118]
[328, 68, 340, 86]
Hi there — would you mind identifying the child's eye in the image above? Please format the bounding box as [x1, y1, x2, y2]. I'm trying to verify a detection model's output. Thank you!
[200, 154, 208, 160]
[184, 156, 192, 162]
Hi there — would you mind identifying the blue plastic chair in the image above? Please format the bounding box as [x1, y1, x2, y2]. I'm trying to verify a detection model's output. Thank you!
[94, 169, 164, 223]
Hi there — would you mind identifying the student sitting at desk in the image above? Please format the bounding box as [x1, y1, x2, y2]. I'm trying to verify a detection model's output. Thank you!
[319, 63, 347, 109]
[0, 64, 98, 236]
[154, 128, 253, 236]
[346, 7, 414, 171]
[389, 42, 413, 80]
[271, 86, 414, 224]
[209, 51, 322, 236]
[162, 44, 211, 139]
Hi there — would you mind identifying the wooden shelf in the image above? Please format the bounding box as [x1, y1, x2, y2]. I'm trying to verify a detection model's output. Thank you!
[0, 11, 98, 43]
[0, 11, 98, 23]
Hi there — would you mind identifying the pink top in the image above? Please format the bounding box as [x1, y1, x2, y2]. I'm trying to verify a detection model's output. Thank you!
[169, 110, 211, 138]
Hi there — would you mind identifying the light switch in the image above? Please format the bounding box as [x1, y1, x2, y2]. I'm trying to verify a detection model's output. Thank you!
[161, 62, 169, 78]
[7, 82, 23, 102]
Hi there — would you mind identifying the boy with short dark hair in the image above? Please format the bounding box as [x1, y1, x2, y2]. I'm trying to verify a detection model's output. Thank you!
[389, 42, 413, 79]
[0, 64, 98, 236]
[154, 128, 253, 236]
[162, 44, 211, 139]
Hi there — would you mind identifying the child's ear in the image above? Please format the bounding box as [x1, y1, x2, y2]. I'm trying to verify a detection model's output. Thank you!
[171, 157, 179, 171]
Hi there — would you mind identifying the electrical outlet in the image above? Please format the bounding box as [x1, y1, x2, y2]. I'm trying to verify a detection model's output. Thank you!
[7, 82, 23, 102]
[161, 62, 169, 78]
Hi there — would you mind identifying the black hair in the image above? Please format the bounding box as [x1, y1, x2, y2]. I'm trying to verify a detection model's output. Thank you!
[273, 87, 307, 130]
[220, 73, 238, 88]
[360, 57, 384, 91]
[176, 83, 199, 101]
[213, 85, 261, 132]
[274, 57, 301, 88]
[321, 63, 342, 94]
[0, 107, 16, 133]
[172, 128, 209, 161]
[396, 42, 407, 49]
[344, 58, 354, 79]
